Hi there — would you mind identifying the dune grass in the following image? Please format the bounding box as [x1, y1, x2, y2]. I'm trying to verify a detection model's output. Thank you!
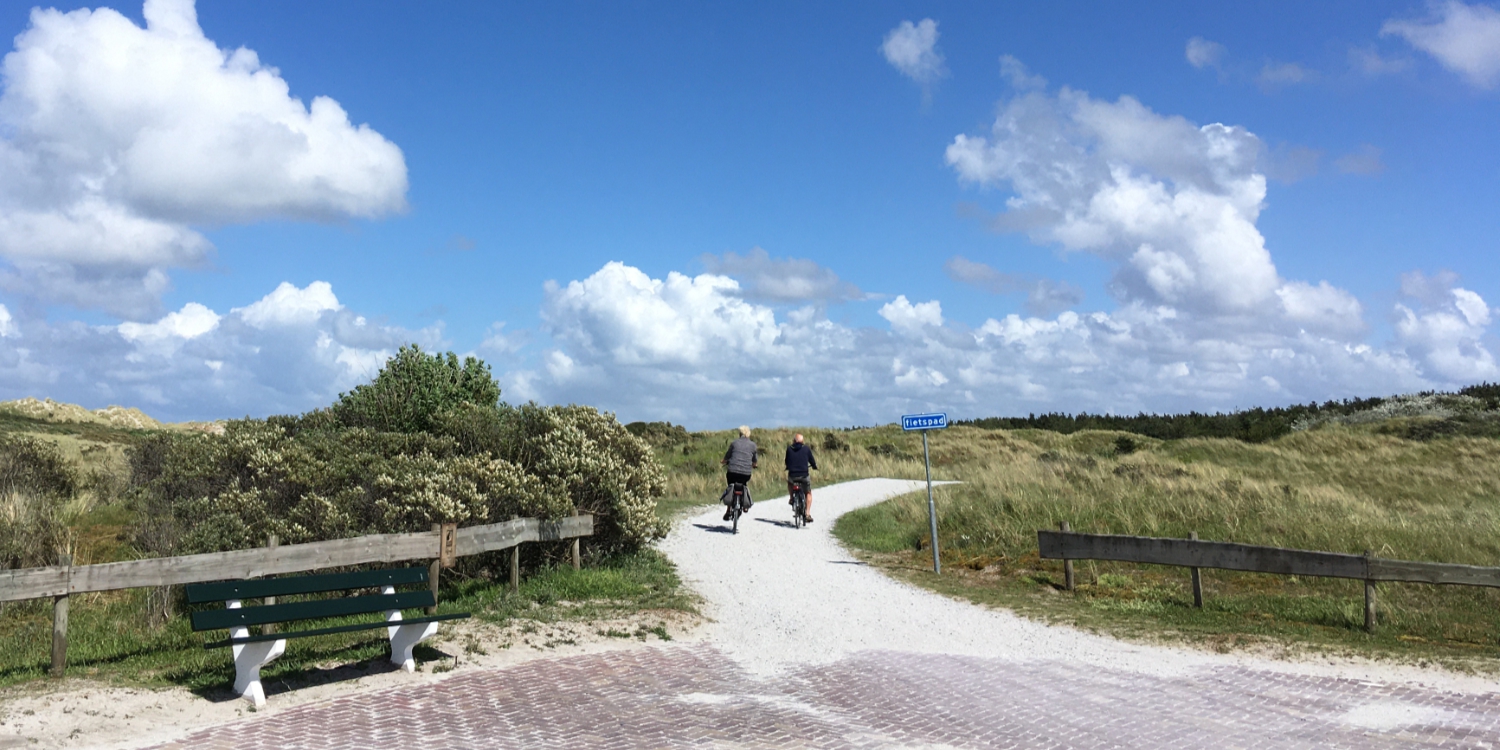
[831, 424, 1500, 669]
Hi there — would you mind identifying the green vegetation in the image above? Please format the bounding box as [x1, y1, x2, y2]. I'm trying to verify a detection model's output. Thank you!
[956, 382, 1500, 443]
[0, 436, 80, 569]
[331, 345, 502, 434]
[127, 350, 668, 558]
[0, 349, 680, 691]
[832, 420, 1500, 669]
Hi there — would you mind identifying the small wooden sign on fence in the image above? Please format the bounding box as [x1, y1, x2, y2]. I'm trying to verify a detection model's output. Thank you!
[439, 523, 458, 568]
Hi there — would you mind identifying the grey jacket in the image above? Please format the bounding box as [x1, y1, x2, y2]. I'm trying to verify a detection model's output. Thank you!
[723, 437, 758, 475]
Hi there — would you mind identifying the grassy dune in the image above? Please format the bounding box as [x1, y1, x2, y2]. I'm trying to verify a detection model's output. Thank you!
[827, 424, 1500, 668]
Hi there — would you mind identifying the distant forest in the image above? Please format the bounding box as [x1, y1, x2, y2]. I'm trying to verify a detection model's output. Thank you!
[954, 383, 1500, 443]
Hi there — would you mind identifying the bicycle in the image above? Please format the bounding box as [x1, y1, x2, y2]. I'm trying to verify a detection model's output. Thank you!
[721, 482, 751, 533]
[788, 479, 808, 529]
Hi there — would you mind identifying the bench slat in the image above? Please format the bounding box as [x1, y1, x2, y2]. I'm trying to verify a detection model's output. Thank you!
[201, 613, 471, 649]
[190, 590, 435, 632]
[185, 567, 429, 604]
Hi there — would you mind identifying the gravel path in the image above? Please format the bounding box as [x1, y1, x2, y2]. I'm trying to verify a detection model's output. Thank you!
[659, 478, 1200, 678]
[658, 476, 1500, 691]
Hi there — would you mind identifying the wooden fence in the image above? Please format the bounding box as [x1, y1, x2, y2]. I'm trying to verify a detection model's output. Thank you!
[1038, 525, 1500, 633]
[1, 514, 593, 676]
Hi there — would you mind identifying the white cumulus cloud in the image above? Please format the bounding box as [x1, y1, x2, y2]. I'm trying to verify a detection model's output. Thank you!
[1185, 37, 1227, 69]
[1383, 1, 1500, 88]
[541, 261, 784, 369]
[0, 0, 407, 317]
[942, 76, 1371, 343]
[0, 280, 439, 419]
[879, 295, 943, 337]
[509, 261, 1454, 429]
[881, 19, 946, 90]
[1394, 272, 1498, 382]
[233, 281, 342, 329]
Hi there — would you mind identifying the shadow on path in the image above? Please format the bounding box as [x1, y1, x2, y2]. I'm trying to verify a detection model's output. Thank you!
[753, 518, 802, 530]
[690, 523, 737, 535]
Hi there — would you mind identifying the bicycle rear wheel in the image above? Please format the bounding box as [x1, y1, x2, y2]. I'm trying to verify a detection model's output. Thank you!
[792, 491, 804, 529]
[731, 504, 740, 533]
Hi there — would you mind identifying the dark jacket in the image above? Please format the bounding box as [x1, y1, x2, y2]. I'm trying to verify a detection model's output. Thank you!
[723, 437, 758, 475]
[784, 442, 818, 477]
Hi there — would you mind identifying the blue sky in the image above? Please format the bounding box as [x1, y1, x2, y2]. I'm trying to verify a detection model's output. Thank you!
[0, 0, 1496, 428]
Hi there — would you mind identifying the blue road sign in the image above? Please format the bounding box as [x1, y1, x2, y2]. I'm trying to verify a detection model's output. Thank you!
[901, 412, 948, 431]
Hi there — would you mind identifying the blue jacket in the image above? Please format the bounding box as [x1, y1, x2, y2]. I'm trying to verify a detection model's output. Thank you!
[784, 443, 818, 477]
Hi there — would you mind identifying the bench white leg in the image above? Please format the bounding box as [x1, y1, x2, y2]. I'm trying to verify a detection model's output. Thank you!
[226, 599, 285, 707]
[383, 585, 439, 672]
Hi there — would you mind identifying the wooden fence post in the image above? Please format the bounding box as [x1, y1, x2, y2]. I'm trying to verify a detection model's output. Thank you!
[263, 535, 279, 635]
[1189, 531, 1203, 608]
[428, 523, 442, 616]
[1060, 521, 1075, 591]
[571, 510, 581, 571]
[1364, 550, 1377, 633]
[51, 553, 71, 678]
[510, 544, 521, 594]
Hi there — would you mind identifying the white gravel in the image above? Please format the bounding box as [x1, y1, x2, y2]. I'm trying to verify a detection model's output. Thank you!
[658, 477, 1500, 693]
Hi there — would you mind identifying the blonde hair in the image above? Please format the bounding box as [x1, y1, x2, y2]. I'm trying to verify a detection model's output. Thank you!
[738, 425, 751, 437]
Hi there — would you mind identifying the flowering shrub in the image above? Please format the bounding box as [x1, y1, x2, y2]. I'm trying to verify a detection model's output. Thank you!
[128, 403, 666, 556]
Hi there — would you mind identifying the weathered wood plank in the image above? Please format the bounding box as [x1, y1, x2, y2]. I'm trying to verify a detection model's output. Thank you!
[2, 515, 595, 603]
[1037, 530, 1369, 579]
[66, 531, 438, 595]
[539, 515, 592, 543]
[0, 565, 70, 602]
[1368, 558, 1500, 588]
[453, 515, 593, 556]
[454, 518, 527, 556]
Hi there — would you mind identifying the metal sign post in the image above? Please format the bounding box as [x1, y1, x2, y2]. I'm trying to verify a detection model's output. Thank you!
[901, 412, 948, 573]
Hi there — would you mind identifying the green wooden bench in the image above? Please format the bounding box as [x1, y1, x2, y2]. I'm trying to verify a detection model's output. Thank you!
[187, 567, 470, 706]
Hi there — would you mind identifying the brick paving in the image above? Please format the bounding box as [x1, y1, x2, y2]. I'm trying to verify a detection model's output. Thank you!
[144, 644, 1500, 749]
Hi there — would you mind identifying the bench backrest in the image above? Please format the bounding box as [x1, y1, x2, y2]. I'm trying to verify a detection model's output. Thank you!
[186, 567, 434, 633]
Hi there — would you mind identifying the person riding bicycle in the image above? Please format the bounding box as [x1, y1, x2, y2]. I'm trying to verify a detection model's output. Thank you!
[721, 425, 758, 521]
[785, 433, 818, 523]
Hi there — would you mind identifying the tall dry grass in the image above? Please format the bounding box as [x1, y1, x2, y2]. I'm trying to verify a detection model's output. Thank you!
[819, 423, 1500, 662]
[0, 436, 81, 569]
[841, 425, 1500, 566]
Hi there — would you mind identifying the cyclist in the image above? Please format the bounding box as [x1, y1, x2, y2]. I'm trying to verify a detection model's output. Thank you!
[784, 433, 819, 523]
[721, 425, 758, 521]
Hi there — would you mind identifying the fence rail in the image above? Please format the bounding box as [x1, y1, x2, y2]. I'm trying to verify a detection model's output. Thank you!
[1037, 528, 1500, 632]
[1, 515, 593, 676]
[0, 515, 592, 603]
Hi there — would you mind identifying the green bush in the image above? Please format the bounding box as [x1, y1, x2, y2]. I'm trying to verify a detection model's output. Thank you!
[331, 344, 501, 434]
[501, 404, 669, 550]
[126, 351, 668, 557]
[129, 420, 555, 554]
[0, 436, 77, 568]
[437, 402, 669, 550]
